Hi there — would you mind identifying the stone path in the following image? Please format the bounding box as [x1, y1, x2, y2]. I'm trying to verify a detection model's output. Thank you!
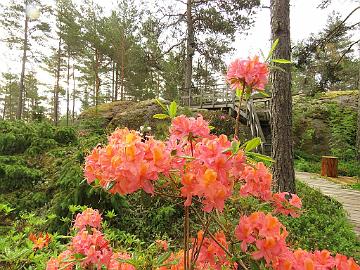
[296, 171, 360, 236]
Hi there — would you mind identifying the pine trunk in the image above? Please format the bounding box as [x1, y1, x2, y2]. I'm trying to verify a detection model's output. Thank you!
[356, 61, 360, 161]
[72, 62, 76, 123]
[121, 34, 125, 101]
[270, 0, 296, 193]
[184, 0, 194, 106]
[9, 85, 12, 119]
[66, 51, 70, 126]
[17, 15, 29, 120]
[54, 38, 62, 126]
[94, 48, 101, 111]
[115, 64, 119, 101]
[2, 95, 6, 119]
[111, 61, 115, 101]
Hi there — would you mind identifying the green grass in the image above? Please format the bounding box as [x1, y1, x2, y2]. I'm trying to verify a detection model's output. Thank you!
[350, 183, 360, 191]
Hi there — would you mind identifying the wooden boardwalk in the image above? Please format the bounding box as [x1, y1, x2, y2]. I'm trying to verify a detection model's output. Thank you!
[296, 172, 360, 236]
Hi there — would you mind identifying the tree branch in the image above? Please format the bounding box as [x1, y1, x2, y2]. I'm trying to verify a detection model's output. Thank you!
[335, 38, 360, 66]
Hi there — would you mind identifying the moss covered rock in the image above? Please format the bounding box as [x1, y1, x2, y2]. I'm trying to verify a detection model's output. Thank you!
[79, 99, 251, 141]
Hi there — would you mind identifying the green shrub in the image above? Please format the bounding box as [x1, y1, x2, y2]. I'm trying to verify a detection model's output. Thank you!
[338, 161, 360, 177]
[35, 122, 55, 139]
[294, 158, 321, 173]
[0, 164, 43, 191]
[54, 127, 77, 145]
[350, 183, 360, 191]
[26, 138, 58, 156]
[0, 121, 35, 154]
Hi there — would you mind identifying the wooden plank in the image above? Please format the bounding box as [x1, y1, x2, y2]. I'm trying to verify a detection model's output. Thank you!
[296, 172, 360, 236]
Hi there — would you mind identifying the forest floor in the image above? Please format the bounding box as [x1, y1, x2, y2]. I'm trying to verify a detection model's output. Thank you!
[296, 171, 360, 236]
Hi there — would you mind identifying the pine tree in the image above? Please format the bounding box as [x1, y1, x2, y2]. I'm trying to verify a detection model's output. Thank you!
[0, 73, 19, 120]
[161, 0, 260, 102]
[0, 0, 51, 119]
[270, 0, 295, 193]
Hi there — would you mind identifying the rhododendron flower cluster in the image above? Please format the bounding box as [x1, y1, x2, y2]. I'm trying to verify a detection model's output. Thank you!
[29, 232, 51, 251]
[46, 209, 135, 270]
[169, 114, 211, 141]
[73, 208, 102, 230]
[84, 128, 171, 195]
[272, 192, 302, 218]
[227, 55, 269, 91]
[239, 162, 302, 217]
[235, 212, 360, 270]
[84, 115, 302, 214]
[178, 134, 247, 212]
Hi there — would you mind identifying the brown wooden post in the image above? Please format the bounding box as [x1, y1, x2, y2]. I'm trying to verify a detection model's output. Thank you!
[212, 86, 215, 108]
[321, 156, 338, 178]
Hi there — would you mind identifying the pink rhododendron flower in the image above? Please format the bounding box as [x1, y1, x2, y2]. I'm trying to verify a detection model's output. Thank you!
[71, 228, 113, 268]
[272, 192, 302, 218]
[227, 56, 269, 91]
[239, 162, 272, 201]
[335, 254, 360, 270]
[74, 208, 102, 230]
[156, 240, 169, 251]
[108, 252, 136, 270]
[169, 114, 211, 141]
[84, 128, 172, 196]
[46, 250, 74, 270]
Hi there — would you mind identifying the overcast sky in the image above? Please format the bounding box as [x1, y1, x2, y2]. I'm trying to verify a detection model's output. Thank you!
[0, 0, 359, 113]
[232, 0, 359, 60]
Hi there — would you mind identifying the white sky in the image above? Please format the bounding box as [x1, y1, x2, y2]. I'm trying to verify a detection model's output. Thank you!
[0, 0, 359, 113]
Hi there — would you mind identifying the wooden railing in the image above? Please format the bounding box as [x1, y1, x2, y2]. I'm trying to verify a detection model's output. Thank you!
[180, 84, 235, 108]
[180, 84, 272, 155]
[247, 100, 267, 153]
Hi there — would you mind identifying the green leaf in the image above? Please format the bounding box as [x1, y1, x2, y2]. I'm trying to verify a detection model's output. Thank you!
[245, 137, 261, 152]
[156, 251, 172, 266]
[236, 88, 243, 98]
[266, 38, 279, 62]
[231, 141, 240, 154]
[271, 58, 292, 64]
[209, 125, 215, 130]
[177, 155, 195, 160]
[156, 99, 167, 112]
[247, 152, 274, 163]
[73, 253, 86, 260]
[168, 101, 177, 118]
[105, 181, 116, 191]
[153, 114, 169, 120]
[259, 49, 266, 61]
[258, 91, 270, 97]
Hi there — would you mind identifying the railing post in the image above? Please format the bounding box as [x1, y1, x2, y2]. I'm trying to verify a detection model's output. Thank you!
[200, 85, 203, 108]
[212, 86, 215, 108]
[188, 87, 191, 107]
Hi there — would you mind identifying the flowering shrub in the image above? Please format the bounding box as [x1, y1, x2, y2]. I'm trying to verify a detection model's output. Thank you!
[46, 208, 135, 270]
[46, 52, 359, 269]
[68, 113, 360, 270]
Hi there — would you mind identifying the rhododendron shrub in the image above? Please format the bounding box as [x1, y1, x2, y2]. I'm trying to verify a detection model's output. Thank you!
[46, 208, 135, 270]
[77, 113, 360, 270]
